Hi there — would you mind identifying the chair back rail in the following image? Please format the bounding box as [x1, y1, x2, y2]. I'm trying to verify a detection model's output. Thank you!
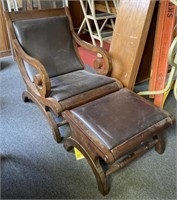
[8, 7, 66, 21]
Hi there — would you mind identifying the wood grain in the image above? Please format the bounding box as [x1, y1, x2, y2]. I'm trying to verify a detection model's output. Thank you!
[153, 1, 176, 107]
[109, 0, 156, 89]
[136, 2, 159, 83]
[0, 0, 10, 56]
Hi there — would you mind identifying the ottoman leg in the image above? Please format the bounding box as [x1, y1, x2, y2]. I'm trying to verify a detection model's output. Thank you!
[64, 137, 110, 196]
[155, 135, 165, 154]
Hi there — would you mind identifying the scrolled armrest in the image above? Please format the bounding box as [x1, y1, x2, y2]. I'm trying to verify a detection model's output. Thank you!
[34, 74, 42, 86]
[13, 39, 51, 98]
[72, 32, 112, 76]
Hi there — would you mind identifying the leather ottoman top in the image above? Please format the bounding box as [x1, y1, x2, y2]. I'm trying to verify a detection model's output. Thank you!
[70, 88, 173, 150]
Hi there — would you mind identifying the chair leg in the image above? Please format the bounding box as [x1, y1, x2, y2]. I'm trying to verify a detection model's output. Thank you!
[64, 137, 110, 196]
[22, 90, 62, 143]
[22, 90, 30, 102]
[155, 134, 165, 154]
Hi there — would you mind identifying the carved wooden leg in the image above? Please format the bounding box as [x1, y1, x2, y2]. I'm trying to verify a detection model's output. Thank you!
[22, 90, 62, 142]
[64, 137, 110, 196]
[155, 134, 165, 154]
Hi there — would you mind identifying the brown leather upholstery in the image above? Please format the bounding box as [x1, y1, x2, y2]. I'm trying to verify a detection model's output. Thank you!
[13, 16, 84, 80]
[70, 88, 174, 150]
[50, 70, 116, 101]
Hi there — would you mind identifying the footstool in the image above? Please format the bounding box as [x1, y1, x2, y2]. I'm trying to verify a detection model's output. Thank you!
[62, 88, 175, 195]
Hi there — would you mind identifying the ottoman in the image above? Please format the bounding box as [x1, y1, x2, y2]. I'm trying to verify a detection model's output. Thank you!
[62, 88, 175, 195]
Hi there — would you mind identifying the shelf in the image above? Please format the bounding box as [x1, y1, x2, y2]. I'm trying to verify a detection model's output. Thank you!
[87, 13, 116, 20]
[92, 31, 113, 40]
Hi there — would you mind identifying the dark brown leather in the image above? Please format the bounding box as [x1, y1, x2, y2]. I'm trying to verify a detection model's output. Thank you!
[50, 70, 117, 101]
[13, 16, 83, 80]
[60, 81, 122, 111]
[71, 88, 173, 150]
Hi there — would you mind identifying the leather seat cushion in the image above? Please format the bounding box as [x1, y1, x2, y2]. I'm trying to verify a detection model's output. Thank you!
[50, 70, 117, 101]
[71, 88, 171, 150]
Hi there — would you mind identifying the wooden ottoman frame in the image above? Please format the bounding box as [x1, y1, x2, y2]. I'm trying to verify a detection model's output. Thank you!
[62, 89, 175, 196]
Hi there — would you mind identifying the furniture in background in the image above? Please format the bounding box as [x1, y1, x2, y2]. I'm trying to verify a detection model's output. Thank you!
[78, 0, 118, 47]
[1, 0, 66, 11]
[139, 36, 177, 103]
[109, 0, 156, 89]
[0, 0, 10, 58]
[4, 7, 175, 195]
[148, 0, 176, 107]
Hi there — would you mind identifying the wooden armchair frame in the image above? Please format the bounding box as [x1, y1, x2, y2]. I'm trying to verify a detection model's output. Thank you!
[4, 7, 121, 142]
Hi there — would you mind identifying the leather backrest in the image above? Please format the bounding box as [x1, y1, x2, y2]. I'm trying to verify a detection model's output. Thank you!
[13, 16, 84, 80]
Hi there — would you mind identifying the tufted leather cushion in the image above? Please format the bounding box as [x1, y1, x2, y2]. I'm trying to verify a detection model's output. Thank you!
[71, 88, 172, 150]
[13, 16, 84, 80]
[50, 70, 117, 101]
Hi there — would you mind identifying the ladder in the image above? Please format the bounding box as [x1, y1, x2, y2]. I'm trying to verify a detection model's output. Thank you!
[78, 0, 118, 47]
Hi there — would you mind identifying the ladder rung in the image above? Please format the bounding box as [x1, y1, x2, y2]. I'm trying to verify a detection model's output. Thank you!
[93, 31, 113, 40]
[87, 13, 116, 20]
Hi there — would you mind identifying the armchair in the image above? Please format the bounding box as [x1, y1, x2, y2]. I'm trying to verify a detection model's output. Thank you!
[4, 7, 122, 142]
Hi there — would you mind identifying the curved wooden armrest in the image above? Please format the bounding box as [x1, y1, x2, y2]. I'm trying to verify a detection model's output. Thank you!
[13, 39, 51, 98]
[72, 32, 112, 76]
[34, 74, 42, 86]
